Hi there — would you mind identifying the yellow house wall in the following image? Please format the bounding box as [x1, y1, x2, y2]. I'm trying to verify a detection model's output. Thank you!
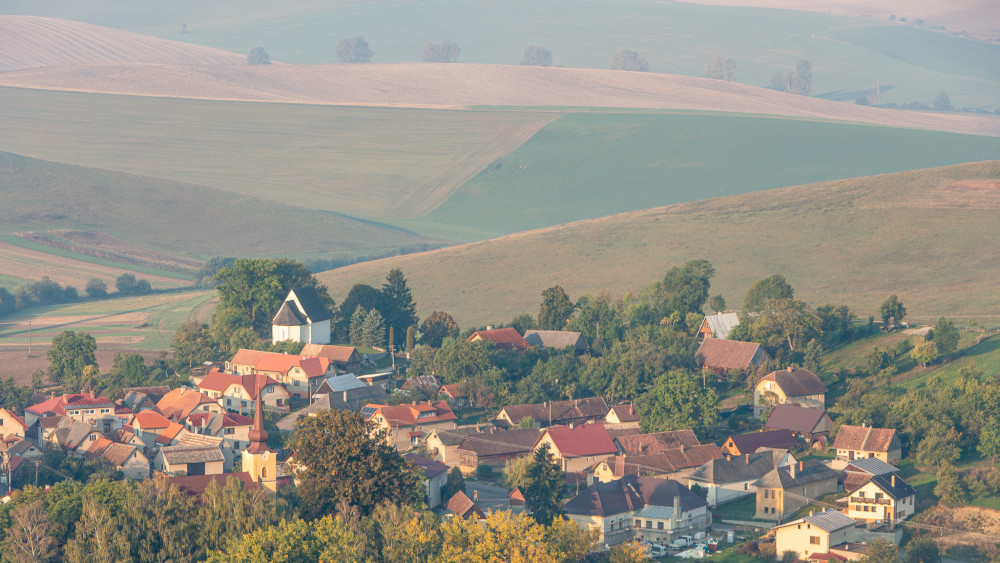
[0, 409, 26, 439]
[776, 522, 854, 559]
[844, 481, 914, 523]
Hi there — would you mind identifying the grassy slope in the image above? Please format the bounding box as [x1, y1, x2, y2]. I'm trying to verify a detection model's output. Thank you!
[0, 87, 555, 222]
[7, 0, 997, 108]
[418, 112, 1000, 239]
[0, 151, 438, 261]
[317, 161, 1000, 328]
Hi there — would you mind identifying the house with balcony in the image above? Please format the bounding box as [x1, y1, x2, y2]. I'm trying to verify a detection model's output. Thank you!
[839, 473, 916, 528]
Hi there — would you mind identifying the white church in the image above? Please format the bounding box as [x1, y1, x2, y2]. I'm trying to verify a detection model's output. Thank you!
[271, 286, 333, 344]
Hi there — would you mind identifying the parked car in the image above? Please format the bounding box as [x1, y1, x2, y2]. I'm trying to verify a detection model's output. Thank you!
[670, 535, 695, 549]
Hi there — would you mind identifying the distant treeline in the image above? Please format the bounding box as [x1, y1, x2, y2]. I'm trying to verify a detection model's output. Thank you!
[0, 273, 157, 318]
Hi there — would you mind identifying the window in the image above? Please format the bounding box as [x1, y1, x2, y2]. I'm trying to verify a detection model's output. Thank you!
[261, 466, 268, 479]
[635, 519, 641, 528]
[646, 521, 652, 529]
[858, 491, 865, 498]
[744, 483, 749, 490]
[225, 428, 234, 435]
[658, 522, 664, 530]
[809, 536, 820, 545]
[875, 493, 883, 500]
[764, 490, 769, 499]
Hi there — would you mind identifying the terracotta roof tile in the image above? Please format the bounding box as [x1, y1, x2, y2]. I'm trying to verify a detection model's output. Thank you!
[760, 367, 827, 396]
[466, 327, 529, 351]
[833, 425, 899, 453]
[616, 430, 700, 455]
[696, 339, 770, 371]
[541, 424, 617, 457]
[300, 344, 359, 364]
[156, 388, 217, 420]
[169, 473, 261, 499]
[765, 405, 830, 434]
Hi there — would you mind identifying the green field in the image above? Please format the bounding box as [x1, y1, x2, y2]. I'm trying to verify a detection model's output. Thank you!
[0, 87, 554, 222]
[0, 150, 439, 262]
[317, 161, 1000, 328]
[419, 112, 1000, 239]
[8, 0, 997, 108]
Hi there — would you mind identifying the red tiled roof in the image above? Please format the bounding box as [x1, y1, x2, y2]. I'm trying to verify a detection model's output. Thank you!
[169, 473, 262, 500]
[229, 349, 270, 367]
[156, 422, 186, 445]
[833, 425, 899, 453]
[439, 383, 467, 399]
[27, 393, 114, 417]
[253, 354, 330, 378]
[696, 339, 770, 370]
[607, 404, 640, 423]
[616, 430, 701, 455]
[300, 344, 359, 363]
[760, 367, 827, 396]
[186, 412, 252, 428]
[541, 424, 617, 458]
[467, 327, 529, 351]
[374, 401, 457, 426]
[156, 388, 216, 420]
[130, 411, 171, 430]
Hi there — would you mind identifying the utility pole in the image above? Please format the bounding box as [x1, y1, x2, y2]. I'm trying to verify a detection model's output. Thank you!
[27, 319, 31, 358]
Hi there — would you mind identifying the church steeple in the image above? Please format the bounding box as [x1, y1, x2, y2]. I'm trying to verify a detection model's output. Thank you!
[245, 374, 271, 455]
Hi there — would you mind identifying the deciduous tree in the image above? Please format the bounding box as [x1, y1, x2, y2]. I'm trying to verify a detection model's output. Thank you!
[5, 501, 56, 563]
[442, 466, 466, 502]
[878, 295, 906, 328]
[336, 36, 373, 63]
[85, 278, 107, 299]
[419, 311, 459, 348]
[520, 45, 553, 66]
[423, 40, 461, 62]
[538, 285, 575, 331]
[247, 46, 270, 65]
[932, 317, 959, 356]
[46, 330, 97, 383]
[703, 56, 735, 81]
[910, 337, 938, 368]
[743, 274, 794, 312]
[635, 369, 719, 437]
[610, 49, 648, 71]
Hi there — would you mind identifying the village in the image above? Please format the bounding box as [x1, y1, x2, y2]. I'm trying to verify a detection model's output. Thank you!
[0, 282, 941, 562]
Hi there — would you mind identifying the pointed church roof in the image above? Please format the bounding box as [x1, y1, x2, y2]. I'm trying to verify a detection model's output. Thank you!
[272, 300, 307, 326]
[245, 374, 273, 455]
[290, 286, 332, 322]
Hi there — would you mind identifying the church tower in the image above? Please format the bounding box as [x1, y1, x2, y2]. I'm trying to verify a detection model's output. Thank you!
[242, 374, 277, 492]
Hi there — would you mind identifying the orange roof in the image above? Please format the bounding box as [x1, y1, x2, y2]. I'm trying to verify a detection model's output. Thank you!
[696, 339, 770, 371]
[198, 371, 283, 398]
[86, 437, 114, 456]
[440, 383, 467, 399]
[301, 344, 359, 363]
[374, 401, 457, 426]
[156, 388, 216, 420]
[254, 354, 330, 378]
[156, 422, 187, 445]
[540, 424, 618, 458]
[466, 328, 529, 351]
[833, 425, 899, 453]
[229, 349, 270, 367]
[130, 411, 171, 430]
[27, 393, 114, 417]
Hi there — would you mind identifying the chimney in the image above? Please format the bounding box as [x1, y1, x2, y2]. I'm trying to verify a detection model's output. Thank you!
[629, 403, 634, 416]
[615, 455, 625, 477]
[672, 493, 680, 528]
[727, 455, 731, 462]
[486, 326, 493, 331]
[746, 454, 750, 464]
[799, 461, 804, 472]
[892, 475, 896, 487]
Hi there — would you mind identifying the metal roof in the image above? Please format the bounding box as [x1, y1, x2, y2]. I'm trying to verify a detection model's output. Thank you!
[804, 510, 856, 532]
[703, 313, 741, 340]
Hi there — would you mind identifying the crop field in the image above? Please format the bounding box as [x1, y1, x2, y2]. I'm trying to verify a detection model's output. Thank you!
[0, 150, 440, 262]
[317, 161, 1000, 328]
[7, 1, 997, 108]
[419, 112, 1000, 239]
[0, 87, 555, 221]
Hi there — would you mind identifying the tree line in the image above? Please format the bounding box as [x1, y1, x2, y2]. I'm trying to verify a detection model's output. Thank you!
[0, 273, 153, 319]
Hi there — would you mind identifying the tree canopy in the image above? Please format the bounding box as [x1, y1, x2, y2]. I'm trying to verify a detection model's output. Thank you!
[248, 46, 270, 65]
[635, 369, 719, 438]
[423, 40, 460, 63]
[46, 331, 97, 384]
[336, 36, 373, 63]
[538, 286, 574, 331]
[610, 49, 648, 71]
[382, 268, 418, 347]
[520, 46, 553, 66]
[523, 444, 565, 526]
[419, 311, 459, 348]
[743, 274, 794, 312]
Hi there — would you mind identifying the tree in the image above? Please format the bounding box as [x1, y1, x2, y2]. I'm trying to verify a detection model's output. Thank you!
[803, 338, 824, 375]
[978, 416, 1000, 462]
[793, 59, 812, 95]
[196, 477, 281, 553]
[287, 409, 419, 518]
[635, 369, 719, 437]
[905, 538, 940, 563]
[503, 455, 532, 490]
[933, 464, 967, 506]
[382, 268, 418, 347]
[349, 305, 366, 346]
[933, 90, 952, 111]
[214, 258, 282, 335]
[207, 515, 359, 562]
[610, 49, 648, 72]
[703, 56, 735, 81]
[520, 45, 553, 66]
[910, 337, 939, 368]
[859, 539, 901, 563]
[419, 311, 459, 348]
[46, 330, 97, 383]
[109, 352, 147, 390]
[878, 295, 906, 327]
[509, 313, 536, 335]
[248, 46, 270, 65]
[744, 274, 794, 312]
[523, 444, 565, 525]
[442, 466, 466, 502]
[708, 294, 726, 313]
[405, 326, 416, 353]
[336, 283, 382, 337]
[748, 298, 822, 353]
[85, 278, 107, 299]
[360, 308, 385, 348]
[5, 501, 56, 563]
[171, 321, 218, 372]
[932, 317, 959, 356]
[423, 40, 461, 63]
[64, 496, 130, 563]
[605, 540, 649, 562]
[538, 285, 575, 331]
[115, 273, 151, 296]
[336, 36, 373, 63]
[781, 551, 799, 563]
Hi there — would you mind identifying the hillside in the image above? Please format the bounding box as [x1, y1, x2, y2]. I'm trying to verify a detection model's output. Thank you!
[0, 64, 997, 137]
[316, 161, 1000, 328]
[5, 2, 997, 108]
[0, 16, 245, 71]
[0, 151, 440, 263]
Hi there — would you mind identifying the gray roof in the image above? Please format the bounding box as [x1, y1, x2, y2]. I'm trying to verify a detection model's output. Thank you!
[564, 476, 707, 518]
[703, 313, 740, 340]
[523, 330, 588, 351]
[430, 425, 497, 447]
[766, 405, 830, 434]
[272, 300, 307, 326]
[404, 452, 449, 480]
[802, 509, 856, 532]
[289, 286, 332, 322]
[320, 374, 367, 393]
[851, 473, 916, 500]
[688, 453, 774, 484]
[845, 458, 898, 476]
[160, 444, 225, 465]
[754, 460, 838, 489]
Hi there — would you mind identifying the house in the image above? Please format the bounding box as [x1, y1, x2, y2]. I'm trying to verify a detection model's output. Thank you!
[156, 443, 226, 476]
[698, 312, 741, 341]
[684, 452, 775, 506]
[197, 371, 291, 414]
[439, 383, 469, 409]
[301, 344, 363, 377]
[128, 411, 173, 450]
[0, 408, 29, 440]
[446, 490, 484, 520]
[840, 458, 900, 493]
[466, 327, 529, 351]
[1, 437, 42, 460]
[313, 374, 388, 409]
[48, 417, 106, 454]
[401, 375, 441, 397]
[754, 367, 827, 418]
[86, 439, 150, 480]
[271, 286, 333, 345]
[765, 405, 833, 445]
[456, 428, 543, 475]
[253, 354, 334, 400]
[721, 429, 797, 456]
[753, 460, 839, 520]
[775, 510, 860, 560]
[590, 445, 724, 484]
[226, 349, 270, 376]
[25, 393, 118, 428]
[366, 401, 458, 450]
[615, 430, 700, 456]
[695, 339, 772, 373]
[833, 425, 902, 464]
[185, 412, 254, 452]
[533, 424, 618, 473]
[424, 424, 496, 465]
[564, 476, 711, 546]
[604, 404, 640, 428]
[523, 330, 590, 354]
[155, 422, 189, 449]
[404, 453, 450, 508]
[156, 388, 225, 421]
[840, 473, 916, 527]
[117, 386, 171, 412]
[356, 371, 393, 390]
[496, 397, 609, 428]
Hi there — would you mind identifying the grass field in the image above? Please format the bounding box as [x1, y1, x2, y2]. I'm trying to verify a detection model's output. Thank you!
[7, 1, 997, 108]
[0, 87, 556, 221]
[0, 150, 440, 262]
[419, 112, 1000, 239]
[317, 161, 1000, 328]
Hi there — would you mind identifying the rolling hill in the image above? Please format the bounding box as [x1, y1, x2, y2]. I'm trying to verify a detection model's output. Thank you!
[316, 161, 1000, 328]
[0, 15, 245, 71]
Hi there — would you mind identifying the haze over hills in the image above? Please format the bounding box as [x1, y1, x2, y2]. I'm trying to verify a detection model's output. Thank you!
[316, 161, 1000, 328]
[0, 15, 245, 71]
